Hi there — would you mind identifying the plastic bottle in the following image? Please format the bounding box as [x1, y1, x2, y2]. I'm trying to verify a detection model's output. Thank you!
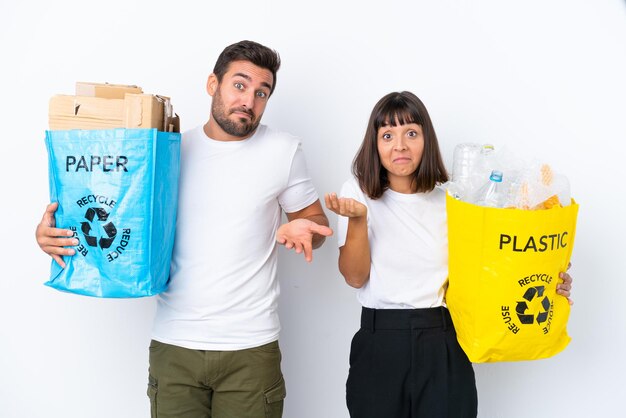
[452, 143, 481, 183]
[480, 144, 495, 161]
[451, 143, 481, 201]
[473, 170, 504, 208]
[473, 144, 496, 188]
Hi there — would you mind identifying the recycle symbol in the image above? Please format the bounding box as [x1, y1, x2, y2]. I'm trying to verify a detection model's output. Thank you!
[516, 286, 551, 325]
[80, 207, 117, 249]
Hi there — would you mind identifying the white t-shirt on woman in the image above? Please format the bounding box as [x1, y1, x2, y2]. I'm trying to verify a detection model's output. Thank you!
[337, 177, 448, 309]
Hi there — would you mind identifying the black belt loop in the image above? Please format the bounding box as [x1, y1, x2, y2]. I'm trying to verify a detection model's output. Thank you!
[362, 306, 449, 331]
[361, 307, 377, 333]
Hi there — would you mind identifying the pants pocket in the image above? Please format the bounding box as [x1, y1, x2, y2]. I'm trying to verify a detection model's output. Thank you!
[147, 374, 158, 418]
[263, 376, 286, 418]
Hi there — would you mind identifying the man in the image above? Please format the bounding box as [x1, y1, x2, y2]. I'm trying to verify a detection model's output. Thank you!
[36, 40, 332, 418]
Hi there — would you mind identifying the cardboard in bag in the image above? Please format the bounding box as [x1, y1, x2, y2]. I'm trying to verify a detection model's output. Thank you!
[75, 82, 143, 99]
[43, 82, 181, 297]
[48, 82, 179, 132]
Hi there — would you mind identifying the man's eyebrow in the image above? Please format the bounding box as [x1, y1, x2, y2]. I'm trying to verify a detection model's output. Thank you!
[233, 72, 251, 81]
[233, 72, 272, 91]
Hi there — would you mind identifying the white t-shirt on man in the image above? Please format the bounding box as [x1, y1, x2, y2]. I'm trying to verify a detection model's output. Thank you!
[152, 124, 319, 350]
[337, 177, 448, 309]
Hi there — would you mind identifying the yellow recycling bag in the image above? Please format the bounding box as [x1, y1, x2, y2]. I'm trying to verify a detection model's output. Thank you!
[446, 194, 579, 363]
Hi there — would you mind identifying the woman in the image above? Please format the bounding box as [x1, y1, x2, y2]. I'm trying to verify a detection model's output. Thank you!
[325, 91, 573, 418]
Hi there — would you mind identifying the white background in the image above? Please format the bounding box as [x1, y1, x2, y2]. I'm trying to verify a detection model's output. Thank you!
[1, 1, 625, 417]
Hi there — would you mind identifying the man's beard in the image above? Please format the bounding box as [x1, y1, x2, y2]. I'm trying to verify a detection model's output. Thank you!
[211, 90, 260, 138]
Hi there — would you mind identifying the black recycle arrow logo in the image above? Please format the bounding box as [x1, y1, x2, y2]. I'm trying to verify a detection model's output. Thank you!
[80, 207, 117, 249]
[516, 285, 551, 325]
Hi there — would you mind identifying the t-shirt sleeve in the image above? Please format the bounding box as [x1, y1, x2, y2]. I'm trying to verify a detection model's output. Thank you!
[337, 178, 368, 248]
[278, 144, 319, 213]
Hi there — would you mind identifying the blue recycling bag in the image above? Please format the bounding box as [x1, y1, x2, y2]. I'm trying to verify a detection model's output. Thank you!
[45, 128, 181, 297]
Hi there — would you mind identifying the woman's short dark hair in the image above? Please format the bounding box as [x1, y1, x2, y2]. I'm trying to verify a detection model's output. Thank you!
[213, 40, 281, 96]
[352, 91, 448, 199]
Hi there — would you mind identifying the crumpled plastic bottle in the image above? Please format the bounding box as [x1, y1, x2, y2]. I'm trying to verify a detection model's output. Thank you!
[473, 170, 505, 208]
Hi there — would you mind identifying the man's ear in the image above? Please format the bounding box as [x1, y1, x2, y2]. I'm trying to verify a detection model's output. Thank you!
[206, 73, 218, 97]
